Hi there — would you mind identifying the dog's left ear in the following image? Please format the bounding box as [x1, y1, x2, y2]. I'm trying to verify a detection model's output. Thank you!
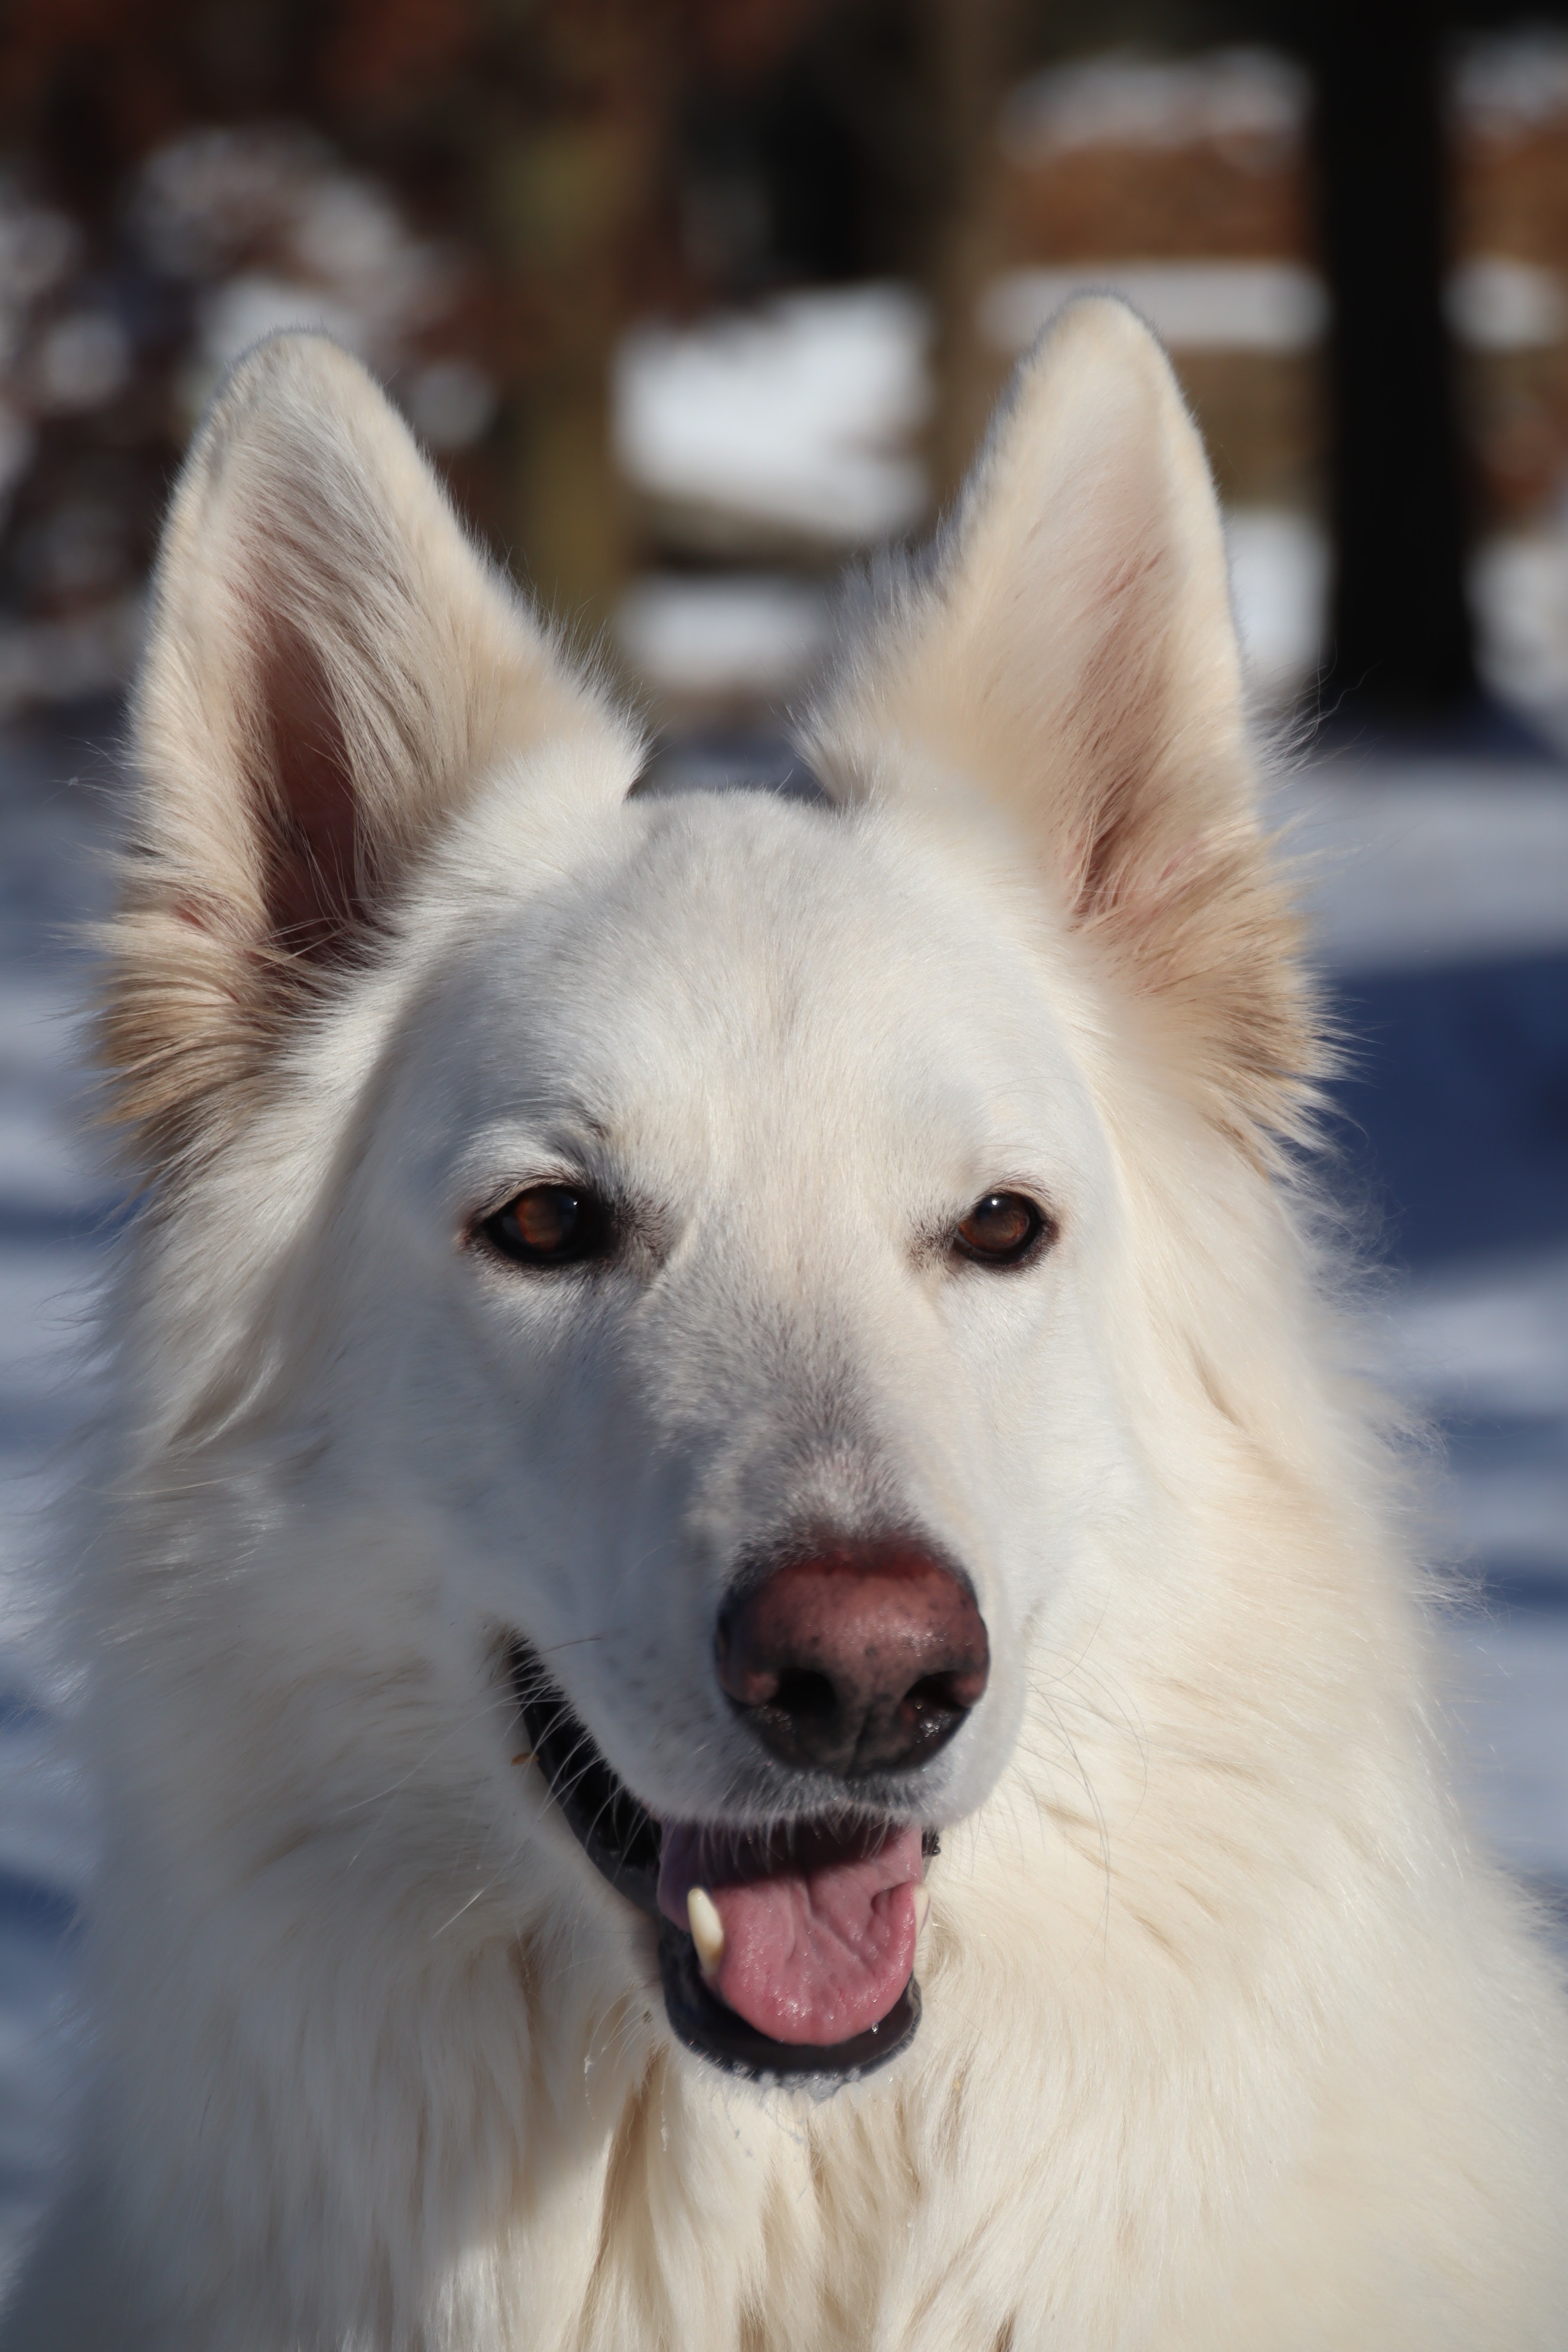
[106, 332, 631, 1172]
[813, 296, 1317, 1153]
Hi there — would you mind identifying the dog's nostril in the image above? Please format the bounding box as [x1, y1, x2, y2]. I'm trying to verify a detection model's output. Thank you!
[772, 1667, 838, 1724]
[717, 1538, 989, 1778]
[904, 1670, 976, 1723]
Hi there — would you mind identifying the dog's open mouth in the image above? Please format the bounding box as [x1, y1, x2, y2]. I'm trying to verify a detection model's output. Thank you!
[509, 1643, 925, 2083]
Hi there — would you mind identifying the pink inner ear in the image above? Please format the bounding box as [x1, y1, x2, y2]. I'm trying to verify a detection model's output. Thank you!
[258, 622, 375, 962]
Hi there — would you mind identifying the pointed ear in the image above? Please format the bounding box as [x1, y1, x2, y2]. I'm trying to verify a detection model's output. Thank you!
[812, 296, 1317, 1153]
[106, 332, 632, 1172]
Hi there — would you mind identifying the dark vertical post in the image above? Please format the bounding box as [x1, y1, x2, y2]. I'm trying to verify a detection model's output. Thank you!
[1312, 0, 1476, 719]
[920, 0, 1021, 514]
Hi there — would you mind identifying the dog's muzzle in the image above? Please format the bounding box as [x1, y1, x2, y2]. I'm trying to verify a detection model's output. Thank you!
[508, 1641, 936, 2087]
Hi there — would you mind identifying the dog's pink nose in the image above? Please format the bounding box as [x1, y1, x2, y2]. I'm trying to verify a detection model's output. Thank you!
[716, 1540, 989, 1777]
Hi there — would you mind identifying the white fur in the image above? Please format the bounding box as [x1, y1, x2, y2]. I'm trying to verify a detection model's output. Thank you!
[4, 311, 1564, 2350]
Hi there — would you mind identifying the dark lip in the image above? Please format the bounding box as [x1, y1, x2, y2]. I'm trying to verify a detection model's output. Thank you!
[508, 1640, 929, 2086]
[509, 1641, 664, 1918]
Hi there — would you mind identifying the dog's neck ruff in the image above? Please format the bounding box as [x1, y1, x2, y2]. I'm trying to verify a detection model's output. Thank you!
[508, 1644, 925, 2085]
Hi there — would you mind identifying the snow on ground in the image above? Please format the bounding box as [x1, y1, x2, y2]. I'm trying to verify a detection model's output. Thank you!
[1389, 1239, 1568, 1880]
[0, 717, 1563, 2267]
[1284, 759, 1568, 971]
[1383, 1247, 1568, 1576]
[0, 717, 116, 2272]
[1282, 753, 1568, 1890]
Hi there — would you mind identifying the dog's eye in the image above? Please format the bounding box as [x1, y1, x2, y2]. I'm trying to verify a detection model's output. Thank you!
[953, 1191, 1049, 1267]
[481, 1185, 614, 1268]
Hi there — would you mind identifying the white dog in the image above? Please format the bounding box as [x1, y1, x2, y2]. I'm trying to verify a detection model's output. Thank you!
[4, 303, 1565, 2350]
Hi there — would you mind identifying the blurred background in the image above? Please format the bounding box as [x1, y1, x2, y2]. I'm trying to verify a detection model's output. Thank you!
[0, 0, 1565, 2273]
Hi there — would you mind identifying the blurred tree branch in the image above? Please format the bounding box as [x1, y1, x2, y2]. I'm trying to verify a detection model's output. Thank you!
[0, 0, 835, 630]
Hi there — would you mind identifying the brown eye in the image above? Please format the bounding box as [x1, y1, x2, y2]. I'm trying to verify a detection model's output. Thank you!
[481, 1184, 614, 1269]
[953, 1191, 1049, 1268]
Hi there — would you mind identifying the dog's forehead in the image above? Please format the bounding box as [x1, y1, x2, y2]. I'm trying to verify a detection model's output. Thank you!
[414, 781, 1102, 1178]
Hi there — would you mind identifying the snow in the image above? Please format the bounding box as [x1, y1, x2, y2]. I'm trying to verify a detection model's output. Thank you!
[1280, 756, 1568, 1880]
[1279, 759, 1568, 971]
[1227, 509, 1328, 701]
[1450, 1619, 1568, 1880]
[1455, 30, 1568, 137]
[0, 726, 114, 2273]
[613, 285, 930, 547]
[1446, 257, 1568, 352]
[999, 48, 1310, 160]
[616, 574, 829, 704]
[978, 262, 1328, 355]
[1382, 1238, 1568, 1683]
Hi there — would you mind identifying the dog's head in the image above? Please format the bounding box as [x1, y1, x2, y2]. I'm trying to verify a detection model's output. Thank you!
[104, 311, 1314, 2087]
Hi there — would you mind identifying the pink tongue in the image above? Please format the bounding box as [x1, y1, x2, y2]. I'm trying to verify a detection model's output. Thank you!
[657, 1818, 923, 2047]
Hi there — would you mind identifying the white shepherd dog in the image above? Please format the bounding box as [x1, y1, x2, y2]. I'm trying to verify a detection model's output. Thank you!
[5, 303, 1566, 2350]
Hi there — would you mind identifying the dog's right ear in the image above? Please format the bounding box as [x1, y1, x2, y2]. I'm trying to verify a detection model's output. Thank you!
[811, 298, 1317, 1158]
[106, 332, 628, 1175]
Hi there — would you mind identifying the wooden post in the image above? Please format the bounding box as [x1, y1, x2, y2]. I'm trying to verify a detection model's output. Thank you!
[477, 4, 671, 637]
[920, 0, 1022, 517]
[1311, 0, 1477, 718]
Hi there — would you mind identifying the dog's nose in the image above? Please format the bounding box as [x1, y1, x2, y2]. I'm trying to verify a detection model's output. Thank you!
[716, 1539, 989, 1776]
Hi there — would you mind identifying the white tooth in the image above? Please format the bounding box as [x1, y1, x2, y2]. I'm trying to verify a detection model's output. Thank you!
[687, 1886, 725, 1974]
[913, 1886, 930, 1938]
